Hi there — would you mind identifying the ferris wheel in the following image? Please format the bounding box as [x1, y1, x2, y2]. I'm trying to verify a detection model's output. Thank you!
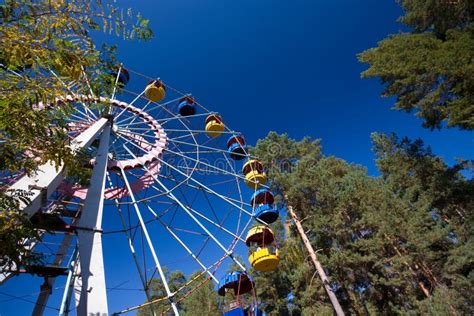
[0, 66, 281, 315]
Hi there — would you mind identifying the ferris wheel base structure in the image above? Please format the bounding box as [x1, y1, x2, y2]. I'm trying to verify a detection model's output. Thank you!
[1, 67, 283, 316]
[4, 118, 111, 315]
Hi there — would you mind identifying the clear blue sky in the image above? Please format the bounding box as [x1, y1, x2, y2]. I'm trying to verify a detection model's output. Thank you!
[1, 1, 472, 315]
[113, 0, 472, 174]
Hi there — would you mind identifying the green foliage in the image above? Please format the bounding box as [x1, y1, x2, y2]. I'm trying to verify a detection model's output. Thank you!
[0, 0, 152, 175]
[137, 270, 220, 316]
[0, 190, 41, 269]
[137, 269, 187, 316]
[358, 0, 474, 130]
[181, 272, 220, 316]
[0, 0, 151, 270]
[251, 132, 473, 315]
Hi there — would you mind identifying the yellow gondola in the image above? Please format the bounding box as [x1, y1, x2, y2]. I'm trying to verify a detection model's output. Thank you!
[248, 247, 279, 272]
[245, 226, 275, 246]
[242, 159, 267, 189]
[145, 80, 166, 102]
[205, 114, 225, 137]
[245, 226, 279, 272]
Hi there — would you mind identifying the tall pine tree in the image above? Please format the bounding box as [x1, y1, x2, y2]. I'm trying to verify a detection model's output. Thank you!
[358, 0, 474, 130]
[251, 132, 473, 314]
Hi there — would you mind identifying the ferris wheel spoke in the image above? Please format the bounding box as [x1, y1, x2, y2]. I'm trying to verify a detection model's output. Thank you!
[122, 145, 249, 268]
[142, 201, 218, 282]
[68, 104, 95, 123]
[150, 175, 247, 272]
[221, 149, 246, 235]
[173, 165, 242, 178]
[114, 91, 147, 122]
[115, 128, 158, 141]
[48, 71, 98, 120]
[167, 132, 201, 142]
[167, 138, 253, 160]
[114, 126, 159, 131]
[165, 181, 242, 242]
[110, 65, 123, 102]
[69, 111, 93, 124]
[140, 96, 186, 114]
[80, 101, 100, 121]
[154, 172, 251, 207]
[114, 142, 256, 235]
[81, 67, 96, 98]
[187, 203, 244, 243]
[105, 173, 157, 313]
[125, 147, 256, 241]
[113, 132, 157, 155]
[119, 169, 180, 316]
[165, 128, 237, 135]
[120, 97, 195, 130]
[115, 118, 161, 128]
[48, 68, 80, 100]
[122, 142, 257, 222]
[118, 89, 180, 125]
[155, 112, 217, 125]
[163, 146, 248, 182]
[162, 156, 270, 225]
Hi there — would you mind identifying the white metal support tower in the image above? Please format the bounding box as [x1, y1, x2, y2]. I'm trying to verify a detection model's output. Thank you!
[75, 121, 111, 315]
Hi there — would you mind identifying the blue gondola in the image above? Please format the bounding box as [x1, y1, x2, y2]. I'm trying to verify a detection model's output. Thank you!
[250, 188, 274, 206]
[250, 189, 279, 224]
[254, 205, 279, 224]
[246, 306, 263, 316]
[217, 271, 254, 296]
[224, 307, 246, 316]
[223, 304, 263, 316]
[111, 68, 130, 85]
[177, 96, 196, 116]
[227, 135, 248, 160]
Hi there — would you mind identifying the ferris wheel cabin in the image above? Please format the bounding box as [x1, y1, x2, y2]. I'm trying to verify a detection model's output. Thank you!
[110, 67, 130, 86]
[217, 271, 254, 296]
[218, 272, 263, 316]
[245, 226, 280, 272]
[145, 79, 166, 102]
[242, 159, 267, 189]
[177, 96, 196, 116]
[205, 114, 225, 137]
[227, 135, 248, 160]
[251, 189, 279, 224]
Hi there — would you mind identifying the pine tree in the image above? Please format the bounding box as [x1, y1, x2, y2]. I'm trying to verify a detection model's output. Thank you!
[181, 272, 220, 316]
[137, 269, 187, 316]
[358, 0, 474, 130]
[371, 132, 474, 314]
[252, 132, 473, 314]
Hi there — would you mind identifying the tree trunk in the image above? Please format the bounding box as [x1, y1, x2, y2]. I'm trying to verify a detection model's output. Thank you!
[285, 196, 345, 316]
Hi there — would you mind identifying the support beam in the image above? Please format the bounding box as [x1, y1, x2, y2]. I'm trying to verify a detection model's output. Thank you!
[59, 249, 78, 316]
[1, 118, 109, 285]
[75, 124, 111, 316]
[120, 169, 180, 316]
[8, 117, 109, 217]
[285, 196, 345, 316]
[106, 173, 157, 316]
[32, 214, 79, 315]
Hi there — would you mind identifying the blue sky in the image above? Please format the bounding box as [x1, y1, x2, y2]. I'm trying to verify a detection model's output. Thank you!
[112, 0, 472, 174]
[1, 1, 473, 315]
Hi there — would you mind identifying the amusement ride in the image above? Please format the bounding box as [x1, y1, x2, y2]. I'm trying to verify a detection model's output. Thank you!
[0, 66, 282, 316]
